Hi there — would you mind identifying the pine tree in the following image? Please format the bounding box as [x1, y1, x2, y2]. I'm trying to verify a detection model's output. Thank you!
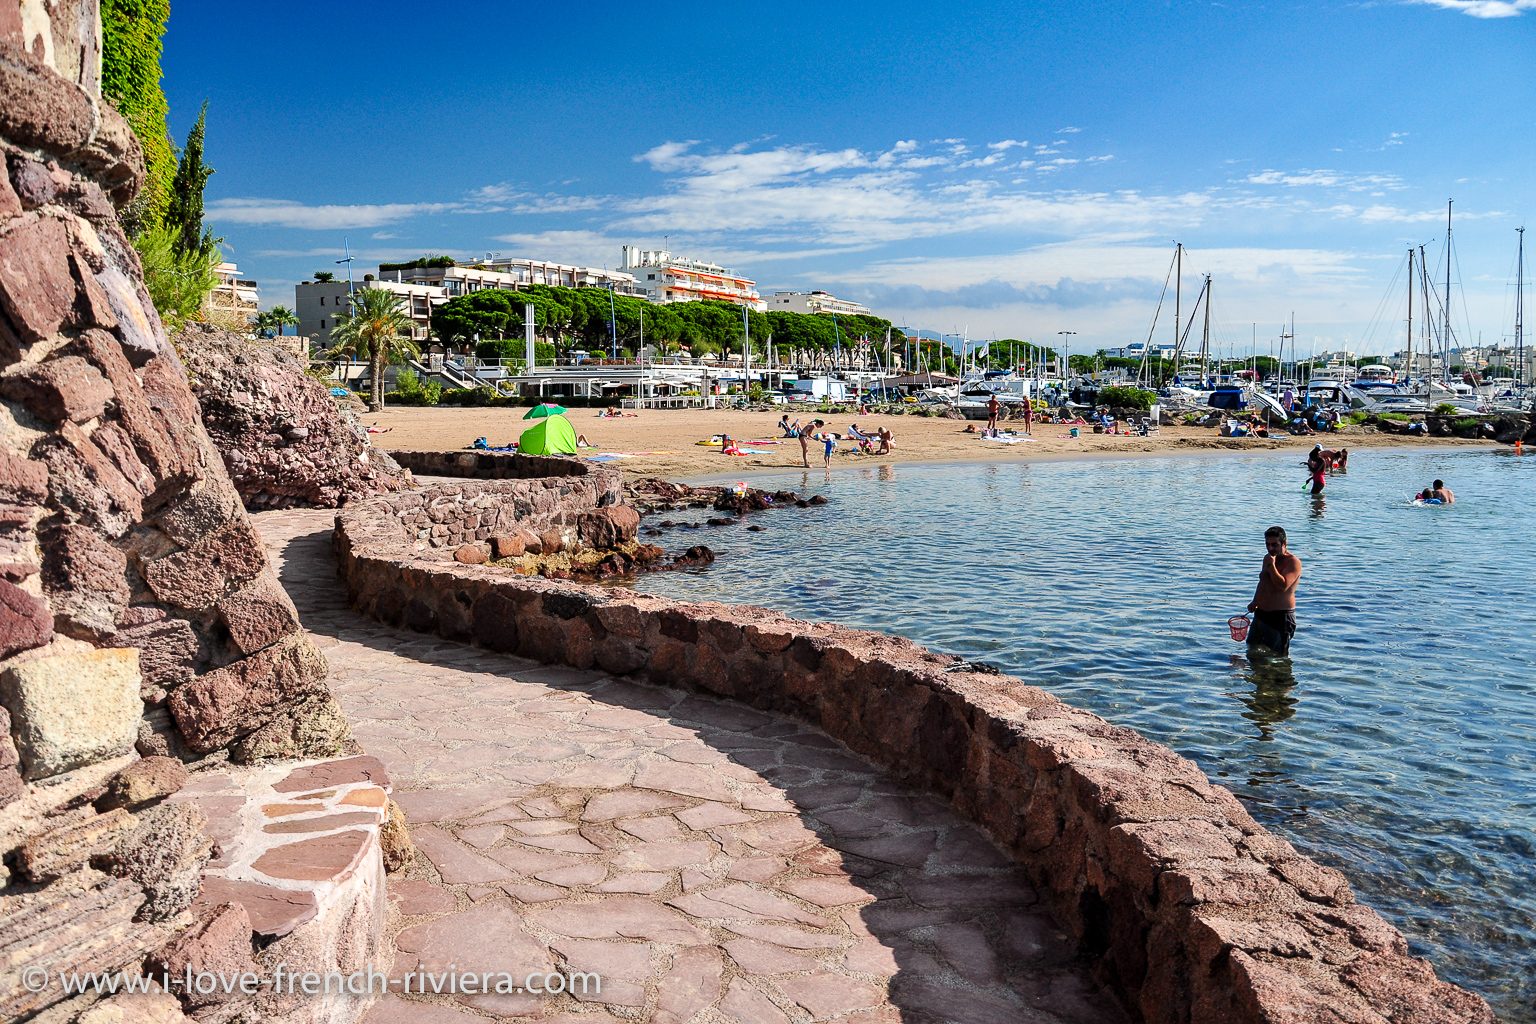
[165, 100, 216, 258]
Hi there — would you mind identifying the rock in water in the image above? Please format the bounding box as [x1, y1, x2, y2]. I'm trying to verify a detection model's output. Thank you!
[179, 325, 410, 508]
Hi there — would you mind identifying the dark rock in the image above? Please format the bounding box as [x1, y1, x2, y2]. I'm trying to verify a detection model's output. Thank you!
[39, 521, 130, 640]
[103, 802, 215, 921]
[7, 158, 55, 207]
[454, 542, 489, 564]
[139, 517, 268, 612]
[671, 545, 716, 568]
[539, 529, 563, 555]
[747, 524, 766, 532]
[215, 570, 301, 656]
[0, 216, 77, 343]
[490, 533, 523, 558]
[179, 326, 409, 508]
[808, 494, 828, 505]
[97, 755, 188, 810]
[0, 576, 53, 658]
[796, 499, 810, 508]
[143, 902, 259, 1010]
[34, 419, 144, 537]
[578, 505, 641, 549]
[168, 634, 331, 752]
[113, 616, 203, 692]
[0, 354, 114, 423]
[707, 517, 736, 527]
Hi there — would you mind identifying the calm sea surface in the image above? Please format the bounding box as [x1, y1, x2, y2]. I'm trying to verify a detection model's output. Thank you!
[631, 447, 1534, 1020]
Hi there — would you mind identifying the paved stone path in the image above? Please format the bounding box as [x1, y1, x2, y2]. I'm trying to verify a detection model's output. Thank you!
[253, 509, 1125, 1024]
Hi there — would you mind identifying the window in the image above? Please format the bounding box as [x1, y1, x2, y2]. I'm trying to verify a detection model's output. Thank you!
[648, 274, 655, 280]
[320, 296, 326, 306]
[320, 319, 326, 328]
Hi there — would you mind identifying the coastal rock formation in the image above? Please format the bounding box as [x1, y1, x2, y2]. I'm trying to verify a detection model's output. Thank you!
[179, 324, 410, 508]
[334, 463, 1496, 1024]
[0, 11, 376, 1021]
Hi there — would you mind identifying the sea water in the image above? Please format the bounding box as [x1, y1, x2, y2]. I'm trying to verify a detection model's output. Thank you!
[632, 447, 1535, 1020]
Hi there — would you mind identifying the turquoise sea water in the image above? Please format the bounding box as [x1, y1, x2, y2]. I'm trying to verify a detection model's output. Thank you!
[631, 448, 1535, 1020]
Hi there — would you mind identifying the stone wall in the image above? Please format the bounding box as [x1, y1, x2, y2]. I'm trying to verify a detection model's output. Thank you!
[364, 466, 624, 554]
[334, 485, 1495, 1024]
[0, 6, 355, 788]
[387, 448, 592, 480]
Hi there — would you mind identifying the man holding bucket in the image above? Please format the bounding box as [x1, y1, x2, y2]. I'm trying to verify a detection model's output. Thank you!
[1244, 526, 1302, 656]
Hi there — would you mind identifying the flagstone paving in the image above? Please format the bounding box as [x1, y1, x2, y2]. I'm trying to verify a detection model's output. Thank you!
[252, 509, 1126, 1024]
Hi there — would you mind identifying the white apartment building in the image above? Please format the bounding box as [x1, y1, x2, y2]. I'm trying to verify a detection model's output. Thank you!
[295, 278, 446, 352]
[766, 290, 871, 317]
[620, 247, 763, 310]
[381, 258, 643, 298]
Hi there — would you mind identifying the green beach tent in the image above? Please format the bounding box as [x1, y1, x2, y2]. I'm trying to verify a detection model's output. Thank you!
[523, 403, 569, 419]
[518, 414, 578, 455]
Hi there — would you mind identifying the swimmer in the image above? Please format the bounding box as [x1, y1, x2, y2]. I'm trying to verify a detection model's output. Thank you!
[1431, 479, 1454, 503]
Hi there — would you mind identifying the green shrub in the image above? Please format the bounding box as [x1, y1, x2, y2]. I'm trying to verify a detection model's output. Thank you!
[389, 368, 442, 406]
[1434, 403, 1458, 416]
[1452, 417, 1480, 432]
[1345, 410, 1370, 425]
[134, 222, 218, 330]
[1380, 412, 1411, 422]
[1098, 385, 1155, 410]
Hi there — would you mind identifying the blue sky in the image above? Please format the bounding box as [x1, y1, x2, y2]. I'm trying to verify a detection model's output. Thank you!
[164, 0, 1533, 357]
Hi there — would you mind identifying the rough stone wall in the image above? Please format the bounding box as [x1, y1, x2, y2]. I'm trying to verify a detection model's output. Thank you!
[370, 466, 623, 553]
[387, 448, 592, 480]
[335, 488, 1495, 1024]
[0, 11, 354, 796]
[181, 323, 411, 509]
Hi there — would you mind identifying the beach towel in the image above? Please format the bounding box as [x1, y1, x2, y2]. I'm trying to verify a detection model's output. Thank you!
[982, 436, 1036, 444]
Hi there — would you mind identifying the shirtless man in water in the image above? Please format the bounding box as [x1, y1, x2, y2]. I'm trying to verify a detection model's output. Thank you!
[1247, 526, 1302, 656]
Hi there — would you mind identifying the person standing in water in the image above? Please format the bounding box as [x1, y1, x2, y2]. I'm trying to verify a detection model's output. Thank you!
[1431, 479, 1455, 503]
[1306, 445, 1327, 495]
[1247, 526, 1302, 656]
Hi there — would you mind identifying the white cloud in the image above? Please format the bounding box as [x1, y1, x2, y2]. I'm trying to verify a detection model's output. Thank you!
[1410, 0, 1535, 17]
[205, 198, 463, 229]
[1244, 169, 1404, 190]
[1056, 126, 1083, 133]
[987, 139, 1029, 151]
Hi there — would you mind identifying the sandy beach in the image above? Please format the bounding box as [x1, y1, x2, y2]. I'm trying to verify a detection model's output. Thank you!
[363, 405, 1499, 481]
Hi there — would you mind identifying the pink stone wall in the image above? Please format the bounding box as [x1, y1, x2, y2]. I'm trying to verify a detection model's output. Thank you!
[359, 467, 624, 554]
[334, 490, 1495, 1024]
[0, 15, 354, 789]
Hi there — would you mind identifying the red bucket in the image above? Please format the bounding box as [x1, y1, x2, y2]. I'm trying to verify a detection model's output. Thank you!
[1228, 615, 1250, 642]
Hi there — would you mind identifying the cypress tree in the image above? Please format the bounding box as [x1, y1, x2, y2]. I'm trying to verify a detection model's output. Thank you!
[166, 100, 216, 257]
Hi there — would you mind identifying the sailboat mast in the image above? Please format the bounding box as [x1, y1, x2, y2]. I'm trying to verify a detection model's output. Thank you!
[1445, 200, 1453, 386]
[1173, 243, 1182, 388]
[1406, 247, 1413, 388]
[1518, 227, 1525, 389]
[1202, 274, 1211, 385]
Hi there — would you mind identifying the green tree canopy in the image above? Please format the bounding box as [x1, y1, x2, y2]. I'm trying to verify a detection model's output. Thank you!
[329, 288, 419, 411]
[165, 100, 217, 258]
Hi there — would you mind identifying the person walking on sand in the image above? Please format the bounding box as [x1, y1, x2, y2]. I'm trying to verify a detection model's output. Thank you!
[1247, 526, 1302, 656]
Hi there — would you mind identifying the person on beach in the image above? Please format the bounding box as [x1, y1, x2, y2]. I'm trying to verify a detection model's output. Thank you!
[1306, 445, 1327, 495]
[779, 414, 792, 436]
[815, 423, 836, 467]
[1247, 526, 1302, 656]
[986, 395, 999, 431]
[1431, 479, 1454, 503]
[1023, 399, 1033, 435]
[875, 427, 893, 454]
[798, 427, 810, 467]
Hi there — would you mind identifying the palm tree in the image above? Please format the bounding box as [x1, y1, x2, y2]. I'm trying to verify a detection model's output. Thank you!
[328, 288, 418, 411]
[268, 305, 298, 337]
